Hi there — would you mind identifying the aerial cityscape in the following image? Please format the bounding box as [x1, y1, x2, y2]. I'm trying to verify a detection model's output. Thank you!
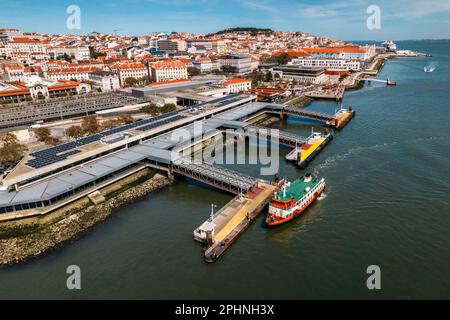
[0, 0, 449, 305]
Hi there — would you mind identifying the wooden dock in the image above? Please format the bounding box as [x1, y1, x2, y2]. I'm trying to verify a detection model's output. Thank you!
[194, 181, 282, 263]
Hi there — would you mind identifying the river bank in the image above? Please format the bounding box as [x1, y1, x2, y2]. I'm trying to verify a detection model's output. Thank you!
[345, 54, 392, 90]
[0, 169, 173, 268]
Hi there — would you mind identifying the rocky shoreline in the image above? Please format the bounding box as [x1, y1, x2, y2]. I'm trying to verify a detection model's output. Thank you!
[0, 171, 173, 268]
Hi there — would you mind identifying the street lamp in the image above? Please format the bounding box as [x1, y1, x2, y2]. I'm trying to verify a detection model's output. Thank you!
[210, 203, 218, 223]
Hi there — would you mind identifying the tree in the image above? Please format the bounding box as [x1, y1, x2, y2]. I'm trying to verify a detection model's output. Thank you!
[139, 76, 151, 85]
[265, 72, 273, 82]
[82, 115, 100, 135]
[265, 53, 295, 65]
[124, 77, 138, 87]
[89, 46, 107, 59]
[67, 126, 84, 139]
[101, 119, 121, 130]
[221, 65, 238, 74]
[0, 133, 27, 169]
[58, 53, 72, 62]
[187, 67, 201, 77]
[141, 103, 159, 115]
[212, 69, 227, 76]
[34, 127, 51, 142]
[160, 103, 177, 113]
[45, 137, 60, 146]
[259, 54, 272, 64]
[119, 114, 134, 124]
[248, 71, 265, 87]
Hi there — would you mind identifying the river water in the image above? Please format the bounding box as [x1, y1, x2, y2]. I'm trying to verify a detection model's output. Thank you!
[0, 40, 449, 299]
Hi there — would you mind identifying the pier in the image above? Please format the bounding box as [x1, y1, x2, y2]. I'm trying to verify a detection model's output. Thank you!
[194, 180, 281, 263]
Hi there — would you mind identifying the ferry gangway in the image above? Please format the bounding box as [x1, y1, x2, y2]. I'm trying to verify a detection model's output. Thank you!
[282, 106, 335, 123]
[243, 125, 309, 148]
[171, 158, 259, 195]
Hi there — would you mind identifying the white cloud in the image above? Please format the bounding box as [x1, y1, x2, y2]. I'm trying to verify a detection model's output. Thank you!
[298, 1, 357, 18]
[238, 0, 278, 13]
[384, 0, 450, 19]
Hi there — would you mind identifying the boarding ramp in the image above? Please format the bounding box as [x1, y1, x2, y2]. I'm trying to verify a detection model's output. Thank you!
[263, 104, 336, 125]
[171, 158, 259, 194]
[243, 125, 308, 148]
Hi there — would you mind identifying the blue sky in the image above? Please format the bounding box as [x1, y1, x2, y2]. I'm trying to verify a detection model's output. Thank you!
[0, 0, 449, 40]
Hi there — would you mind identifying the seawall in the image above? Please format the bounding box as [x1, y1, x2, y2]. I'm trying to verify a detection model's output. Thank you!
[0, 169, 173, 268]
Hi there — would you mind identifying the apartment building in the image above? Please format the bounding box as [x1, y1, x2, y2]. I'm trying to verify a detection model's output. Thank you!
[89, 71, 121, 92]
[271, 65, 326, 84]
[150, 60, 188, 82]
[290, 58, 361, 71]
[302, 46, 368, 61]
[192, 58, 214, 73]
[157, 39, 187, 52]
[46, 67, 100, 82]
[218, 54, 252, 75]
[224, 78, 252, 93]
[5, 37, 48, 57]
[110, 61, 149, 86]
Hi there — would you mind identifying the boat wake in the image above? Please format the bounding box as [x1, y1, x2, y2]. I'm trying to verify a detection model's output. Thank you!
[424, 62, 439, 73]
[318, 193, 327, 201]
[315, 141, 399, 170]
[315, 136, 449, 171]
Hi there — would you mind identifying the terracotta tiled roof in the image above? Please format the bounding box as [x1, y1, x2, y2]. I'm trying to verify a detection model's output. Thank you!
[110, 62, 145, 70]
[47, 67, 100, 74]
[272, 49, 310, 57]
[151, 79, 191, 86]
[11, 37, 42, 44]
[151, 60, 187, 70]
[302, 46, 366, 53]
[224, 78, 251, 85]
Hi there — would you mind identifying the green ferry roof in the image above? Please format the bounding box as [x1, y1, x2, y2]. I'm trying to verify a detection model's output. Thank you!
[274, 176, 321, 202]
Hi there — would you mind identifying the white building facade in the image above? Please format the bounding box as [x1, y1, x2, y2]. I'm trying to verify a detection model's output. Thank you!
[218, 54, 252, 75]
[46, 67, 99, 82]
[110, 62, 149, 86]
[290, 58, 361, 71]
[150, 60, 188, 83]
[224, 78, 252, 93]
[89, 71, 121, 92]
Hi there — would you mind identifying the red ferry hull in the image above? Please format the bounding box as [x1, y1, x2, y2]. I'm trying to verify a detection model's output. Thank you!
[266, 185, 326, 228]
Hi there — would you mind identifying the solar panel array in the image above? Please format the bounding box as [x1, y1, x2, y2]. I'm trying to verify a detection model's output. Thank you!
[26, 111, 186, 169]
[137, 115, 185, 132]
[27, 148, 82, 169]
[25, 95, 247, 169]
